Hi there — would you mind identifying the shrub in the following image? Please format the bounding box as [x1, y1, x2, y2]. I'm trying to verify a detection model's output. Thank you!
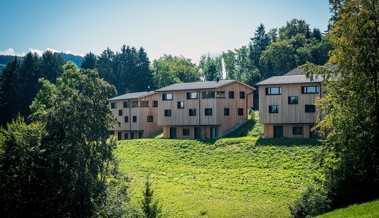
[290, 186, 330, 218]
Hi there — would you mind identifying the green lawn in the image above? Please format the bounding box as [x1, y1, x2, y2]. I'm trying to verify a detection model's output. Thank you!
[317, 199, 379, 218]
[115, 137, 323, 217]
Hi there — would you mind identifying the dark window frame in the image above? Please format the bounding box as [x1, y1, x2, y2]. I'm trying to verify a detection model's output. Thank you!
[132, 116, 137, 122]
[147, 115, 153, 122]
[164, 109, 172, 117]
[189, 109, 196, 116]
[140, 101, 149, 107]
[153, 101, 158, 107]
[228, 91, 234, 99]
[238, 108, 244, 116]
[177, 101, 185, 109]
[239, 91, 245, 99]
[302, 86, 319, 94]
[293, 127, 303, 135]
[118, 109, 123, 116]
[111, 102, 117, 109]
[182, 128, 190, 136]
[205, 108, 212, 116]
[288, 96, 298, 104]
[269, 105, 279, 113]
[162, 93, 173, 101]
[186, 92, 198, 99]
[123, 101, 129, 108]
[202, 91, 215, 99]
[305, 104, 316, 113]
[124, 116, 129, 123]
[265, 87, 282, 95]
[224, 108, 230, 116]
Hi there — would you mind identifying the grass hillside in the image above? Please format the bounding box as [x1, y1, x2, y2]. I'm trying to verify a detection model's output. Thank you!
[317, 199, 379, 218]
[115, 137, 322, 217]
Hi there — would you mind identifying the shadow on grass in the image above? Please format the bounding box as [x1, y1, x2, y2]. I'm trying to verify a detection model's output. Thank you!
[223, 119, 257, 138]
[256, 137, 322, 146]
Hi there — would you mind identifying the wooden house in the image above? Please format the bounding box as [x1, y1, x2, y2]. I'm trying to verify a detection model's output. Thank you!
[108, 91, 161, 140]
[156, 80, 255, 139]
[256, 68, 324, 138]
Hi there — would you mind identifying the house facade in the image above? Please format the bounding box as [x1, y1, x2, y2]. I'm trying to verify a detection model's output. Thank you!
[108, 91, 161, 140]
[257, 69, 324, 138]
[156, 80, 255, 139]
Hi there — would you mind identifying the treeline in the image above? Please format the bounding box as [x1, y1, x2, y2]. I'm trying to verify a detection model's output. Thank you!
[0, 51, 65, 126]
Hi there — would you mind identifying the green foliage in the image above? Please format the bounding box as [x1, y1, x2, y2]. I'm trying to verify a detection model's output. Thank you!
[152, 55, 200, 88]
[317, 199, 379, 218]
[115, 138, 323, 217]
[297, 0, 379, 212]
[290, 187, 331, 218]
[198, 54, 222, 81]
[139, 175, 161, 218]
[81, 52, 97, 69]
[0, 117, 48, 217]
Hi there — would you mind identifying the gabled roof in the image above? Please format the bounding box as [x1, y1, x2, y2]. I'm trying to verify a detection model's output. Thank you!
[256, 74, 324, 86]
[108, 91, 155, 101]
[156, 80, 255, 92]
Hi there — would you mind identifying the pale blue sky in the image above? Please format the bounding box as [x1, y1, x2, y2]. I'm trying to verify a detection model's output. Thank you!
[0, 0, 330, 62]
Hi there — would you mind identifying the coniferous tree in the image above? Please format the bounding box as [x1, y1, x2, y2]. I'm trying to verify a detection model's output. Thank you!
[0, 58, 19, 126]
[39, 50, 65, 83]
[140, 176, 161, 218]
[81, 52, 97, 69]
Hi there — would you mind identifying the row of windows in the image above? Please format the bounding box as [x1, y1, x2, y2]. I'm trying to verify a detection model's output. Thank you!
[164, 108, 244, 117]
[265, 86, 319, 95]
[121, 115, 154, 123]
[111, 101, 158, 109]
[117, 131, 143, 140]
[163, 91, 246, 101]
[268, 104, 316, 113]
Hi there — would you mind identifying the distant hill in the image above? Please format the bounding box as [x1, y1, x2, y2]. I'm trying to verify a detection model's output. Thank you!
[0, 53, 83, 70]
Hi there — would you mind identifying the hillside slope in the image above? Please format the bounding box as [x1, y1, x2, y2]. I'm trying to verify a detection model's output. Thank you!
[317, 199, 379, 218]
[115, 138, 322, 217]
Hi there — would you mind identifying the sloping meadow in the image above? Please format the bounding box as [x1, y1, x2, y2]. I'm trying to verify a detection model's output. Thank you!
[115, 138, 323, 217]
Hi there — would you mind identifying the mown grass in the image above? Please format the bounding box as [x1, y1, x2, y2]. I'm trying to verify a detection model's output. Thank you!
[115, 137, 323, 217]
[317, 199, 379, 218]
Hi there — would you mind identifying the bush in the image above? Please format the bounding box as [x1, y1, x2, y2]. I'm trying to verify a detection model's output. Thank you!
[290, 187, 330, 218]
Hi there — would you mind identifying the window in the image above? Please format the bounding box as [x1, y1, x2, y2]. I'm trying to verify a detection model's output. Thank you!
[216, 91, 225, 98]
[224, 108, 230, 116]
[130, 132, 134, 139]
[177, 101, 184, 109]
[228, 91, 234, 99]
[164, 109, 171, 117]
[117, 132, 122, 140]
[240, 91, 245, 99]
[186, 92, 198, 99]
[123, 101, 129, 108]
[124, 133, 128, 140]
[124, 116, 129, 123]
[111, 102, 117, 109]
[202, 91, 215, 99]
[265, 87, 282, 95]
[183, 128, 190, 136]
[153, 101, 158, 107]
[302, 86, 319, 94]
[133, 116, 137, 122]
[293, 127, 303, 135]
[269, 105, 279, 113]
[162, 93, 173, 100]
[288, 96, 298, 104]
[131, 101, 138, 107]
[147, 115, 153, 122]
[139, 132, 143, 138]
[238, 108, 243, 116]
[305, 104, 316, 113]
[118, 110, 123, 116]
[189, 109, 196, 116]
[140, 101, 149, 107]
[205, 108, 212, 116]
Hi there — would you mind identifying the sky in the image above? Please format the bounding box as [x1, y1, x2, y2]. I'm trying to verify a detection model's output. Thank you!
[0, 0, 331, 63]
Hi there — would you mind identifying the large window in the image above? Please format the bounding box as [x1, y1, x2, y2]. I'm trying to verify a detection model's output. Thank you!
[305, 104, 316, 113]
[147, 115, 153, 122]
[238, 108, 244, 116]
[177, 101, 184, 109]
[224, 108, 230, 116]
[140, 101, 149, 107]
[288, 96, 298, 104]
[153, 101, 158, 107]
[133, 116, 137, 122]
[131, 101, 138, 107]
[123, 101, 129, 108]
[228, 91, 234, 99]
[265, 87, 282, 95]
[118, 110, 123, 116]
[240, 91, 245, 99]
[293, 127, 303, 135]
[183, 128, 190, 136]
[205, 108, 212, 116]
[186, 92, 198, 99]
[111, 102, 117, 109]
[164, 109, 172, 117]
[124, 133, 128, 140]
[216, 91, 225, 98]
[302, 86, 319, 94]
[202, 91, 215, 99]
[124, 116, 129, 123]
[269, 105, 279, 113]
[162, 93, 173, 100]
[189, 109, 196, 116]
